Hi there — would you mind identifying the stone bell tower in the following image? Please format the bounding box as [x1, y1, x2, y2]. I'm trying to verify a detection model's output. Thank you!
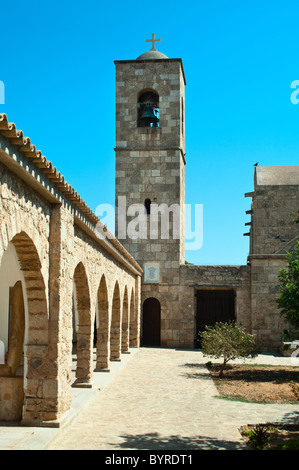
[114, 36, 189, 347]
[114, 35, 186, 283]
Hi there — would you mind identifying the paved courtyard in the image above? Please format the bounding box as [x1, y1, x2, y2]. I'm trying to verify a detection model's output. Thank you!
[49, 348, 298, 450]
[0, 347, 298, 450]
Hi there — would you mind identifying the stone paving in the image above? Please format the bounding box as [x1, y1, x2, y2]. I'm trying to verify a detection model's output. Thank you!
[0, 347, 298, 450]
[48, 348, 298, 450]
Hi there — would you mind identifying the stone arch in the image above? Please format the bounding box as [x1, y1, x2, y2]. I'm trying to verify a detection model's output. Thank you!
[0, 244, 26, 378]
[11, 232, 48, 344]
[110, 281, 121, 361]
[95, 274, 110, 371]
[121, 286, 129, 353]
[0, 231, 49, 421]
[72, 262, 93, 386]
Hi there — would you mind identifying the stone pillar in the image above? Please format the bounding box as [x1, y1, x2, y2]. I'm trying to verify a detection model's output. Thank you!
[95, 323, 110, 371]
[121, 289, 130, 353]
[42, 203, 73, 420]
[130, 276, 141, 347]
[110, 283, 122, 361]
[95, 281, 110, 371]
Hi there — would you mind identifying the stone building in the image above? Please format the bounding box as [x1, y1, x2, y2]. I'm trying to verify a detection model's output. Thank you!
[114, 37, 298, 353]
[0, 113, 142, 424]
[0, 37, 298, 425]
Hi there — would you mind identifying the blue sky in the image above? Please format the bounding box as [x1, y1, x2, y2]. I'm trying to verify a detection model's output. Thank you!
[1, 0, 299, 265]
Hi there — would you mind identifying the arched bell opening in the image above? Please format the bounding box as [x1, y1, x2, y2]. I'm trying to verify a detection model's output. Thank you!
[137, 90, 159, 128]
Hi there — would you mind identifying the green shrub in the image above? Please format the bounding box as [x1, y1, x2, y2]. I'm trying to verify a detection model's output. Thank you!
[277, 241, 299, 330]
[274, 440, 299, 450]
[200, 321, 257, 376]
[243, 424, 271, 450]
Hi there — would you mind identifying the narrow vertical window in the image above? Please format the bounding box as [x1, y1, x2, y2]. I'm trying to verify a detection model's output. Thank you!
[144, 198, 151, 215]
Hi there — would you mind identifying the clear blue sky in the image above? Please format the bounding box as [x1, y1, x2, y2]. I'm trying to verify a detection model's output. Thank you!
[1, 0, 299, 265]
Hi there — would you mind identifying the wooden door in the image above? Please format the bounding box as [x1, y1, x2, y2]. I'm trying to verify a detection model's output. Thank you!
[196, 289, 235, 346]
[142, 298, 161, 346]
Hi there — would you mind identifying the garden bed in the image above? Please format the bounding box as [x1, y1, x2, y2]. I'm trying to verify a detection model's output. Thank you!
[207, 363, 299, 404]
[207, 363, 299, 449]
[239, 423, 299, 450]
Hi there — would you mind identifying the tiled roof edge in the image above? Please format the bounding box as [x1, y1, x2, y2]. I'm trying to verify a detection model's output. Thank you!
[0, 114, 143, 275]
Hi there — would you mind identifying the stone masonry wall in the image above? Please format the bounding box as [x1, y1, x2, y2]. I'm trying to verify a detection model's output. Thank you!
[180, 264, 251, 340]
[0, 157, 141, 425]
[249, 257, 288, 352]
[247, 172, 299, 351]
[251, 184, 299, 255]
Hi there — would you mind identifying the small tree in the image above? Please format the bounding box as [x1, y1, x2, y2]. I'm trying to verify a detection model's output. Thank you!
[200, 321, 257, 376]
[277, 241, 299, 331]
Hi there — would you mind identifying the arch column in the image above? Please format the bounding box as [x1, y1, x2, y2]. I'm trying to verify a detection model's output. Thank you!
[130, 276, 141, 347]
[110, 282, 122, 361]
[129, 288, 136, 347]
[95, 275, 110, 371]
[121, 287, 130, 353]
[72, 262, 93, 388]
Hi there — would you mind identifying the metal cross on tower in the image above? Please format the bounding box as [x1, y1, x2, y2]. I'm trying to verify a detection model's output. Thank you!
[146, 34, 161, 51]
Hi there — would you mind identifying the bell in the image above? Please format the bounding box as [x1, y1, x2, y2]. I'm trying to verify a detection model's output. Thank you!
[140, 105, 159, 125]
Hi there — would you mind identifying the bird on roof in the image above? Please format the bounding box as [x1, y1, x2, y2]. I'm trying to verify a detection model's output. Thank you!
[253, 162, 259, 166]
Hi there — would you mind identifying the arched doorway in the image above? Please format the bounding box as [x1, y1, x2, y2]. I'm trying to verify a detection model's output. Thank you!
[0, 244, 26, 378]
[0, 232, 48, 422]
[142, 298, 161, 346]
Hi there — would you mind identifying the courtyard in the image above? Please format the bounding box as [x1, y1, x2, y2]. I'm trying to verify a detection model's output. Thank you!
[0, 347, 297, 450]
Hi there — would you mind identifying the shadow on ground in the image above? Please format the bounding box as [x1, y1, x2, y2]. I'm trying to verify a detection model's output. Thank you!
[108, 432, 245, 450]
[179, 363, 211, 380]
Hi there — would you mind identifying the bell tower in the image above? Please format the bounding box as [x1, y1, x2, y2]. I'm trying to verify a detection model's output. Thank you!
[114, 36, 186, 288]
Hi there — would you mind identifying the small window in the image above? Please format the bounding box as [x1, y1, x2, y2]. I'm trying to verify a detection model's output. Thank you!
[144, 198, 151, 215]
[137, 91, 159, 128]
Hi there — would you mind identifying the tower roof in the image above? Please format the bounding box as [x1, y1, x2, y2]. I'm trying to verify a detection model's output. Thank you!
[255, 166, 299, 186]
[136, 49, 168, 60]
